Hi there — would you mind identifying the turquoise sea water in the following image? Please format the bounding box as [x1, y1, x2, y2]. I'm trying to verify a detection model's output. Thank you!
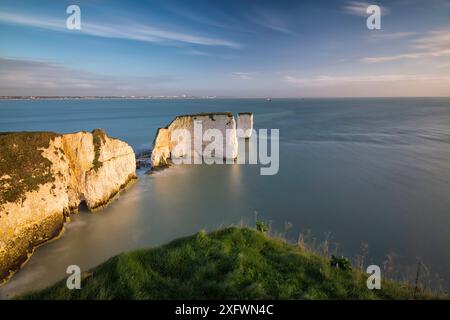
[1, 98, 450, 297]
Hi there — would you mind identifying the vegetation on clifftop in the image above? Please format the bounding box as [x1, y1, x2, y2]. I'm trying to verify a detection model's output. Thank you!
[91, 129, 106, 172]
[0, 132, 58, 210]
[166, 112, 234, 127]
[19, 227, 444, 300]
[0, 129, 111, 210]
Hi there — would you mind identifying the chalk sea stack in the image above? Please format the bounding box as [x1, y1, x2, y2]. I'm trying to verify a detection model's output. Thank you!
[151, 112, 239, 168]
[0, 129, 136, 283]
[237, 113, 253, 139]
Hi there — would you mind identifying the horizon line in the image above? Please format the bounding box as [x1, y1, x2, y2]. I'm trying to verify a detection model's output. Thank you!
[1, 95, 450, 99]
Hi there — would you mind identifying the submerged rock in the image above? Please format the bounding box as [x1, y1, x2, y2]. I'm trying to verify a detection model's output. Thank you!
[0, 129, 136, 283]
[151, 112, 238, 168]
[135, 150, 152, 169]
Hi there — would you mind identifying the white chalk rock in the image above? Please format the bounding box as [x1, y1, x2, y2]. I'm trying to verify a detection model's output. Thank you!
[151, 113, 238, 167]
[0, 130, 136, 283]
[237, 113, 253, 139]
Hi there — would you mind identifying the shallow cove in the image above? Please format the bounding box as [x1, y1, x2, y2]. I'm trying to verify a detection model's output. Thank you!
[1, 98, 450, 297]
[0, 164, 256, 298]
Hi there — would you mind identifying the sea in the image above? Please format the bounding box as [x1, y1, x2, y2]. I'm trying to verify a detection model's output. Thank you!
[0, 98, 449, 298]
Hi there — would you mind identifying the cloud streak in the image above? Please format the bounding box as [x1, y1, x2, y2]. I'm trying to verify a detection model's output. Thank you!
[368, 32, 417, 41]
[284, 74, 450, 87]
[246, 6, 294, 35]
[343, 1, 390, 17]
[362, 28, 450, 63]
[231, 72, 258, 80]
[0, 57, 175, 95]
[0, 11, 241, 49]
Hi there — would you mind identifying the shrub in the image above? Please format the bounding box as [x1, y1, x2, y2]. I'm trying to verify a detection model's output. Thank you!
[256, 221, 269, 233]
[330, 255, 352, 271]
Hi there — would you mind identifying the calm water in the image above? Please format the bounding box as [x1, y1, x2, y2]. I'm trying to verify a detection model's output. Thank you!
[1, 98, 450, 298]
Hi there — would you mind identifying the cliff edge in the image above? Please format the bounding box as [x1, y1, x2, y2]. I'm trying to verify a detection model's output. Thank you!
[18, 227, 444, 300]
[0, 129, 136, 283]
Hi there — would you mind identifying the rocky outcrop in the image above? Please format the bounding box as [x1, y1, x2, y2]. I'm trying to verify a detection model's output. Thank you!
[135, 150, 152, 169]
[151, 113, 238, 168]
[151, 128, 171, 168]
[237, 113, 253, 139]
[0, 129, 136, 284]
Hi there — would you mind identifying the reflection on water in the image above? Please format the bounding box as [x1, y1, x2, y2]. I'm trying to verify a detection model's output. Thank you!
[0, 164, 256, 299]
[1, 98, 450, 298]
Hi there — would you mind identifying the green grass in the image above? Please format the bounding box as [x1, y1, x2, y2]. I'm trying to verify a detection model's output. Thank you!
[0, 132, 59, 210]
[19, 227, 444, 300]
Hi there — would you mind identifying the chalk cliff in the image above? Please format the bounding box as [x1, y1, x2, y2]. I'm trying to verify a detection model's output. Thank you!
[151, 113, 238, 168]
[0, 129, 136, 283]
[237, 113, 253, 139]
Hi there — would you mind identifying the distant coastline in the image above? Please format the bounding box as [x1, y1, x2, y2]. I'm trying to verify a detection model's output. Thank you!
[1, 96, 449, 101]
[0, 95, 218, 100]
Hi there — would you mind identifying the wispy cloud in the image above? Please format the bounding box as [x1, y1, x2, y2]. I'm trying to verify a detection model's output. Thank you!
[362, 28, 450, 63]
[439, 62, 450, 69]
[231, 72, 258, 80]
[246, 6, 294, 35]
[368, 31, 417, 41]
[165, 3, 250, 34]
[0, 57, 175, 94]
[284, 74, 450, 87]
[413, 28, 450, 51]
[0, 11, 241, 49]
[361, 50, 450, 63]
[183, 49, 213, 57]
[183, 49, 239, 59]
[343, 1, 390, 16]
[0, 57, 103, 90]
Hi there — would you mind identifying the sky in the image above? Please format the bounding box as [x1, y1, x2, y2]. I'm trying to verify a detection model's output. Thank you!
[0, 0, 449, 97]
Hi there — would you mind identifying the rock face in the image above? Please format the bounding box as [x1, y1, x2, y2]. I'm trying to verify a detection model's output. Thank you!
[237, 113, 253, 139]
[0, 129, 136, 283]
[151, 128, 171, 168]
[151, 113, 238, 168]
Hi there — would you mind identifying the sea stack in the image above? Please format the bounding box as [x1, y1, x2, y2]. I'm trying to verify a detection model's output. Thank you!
[151, 113, 238, 168]
[237, 113, 253, 139]
[0, 129, 136, 283]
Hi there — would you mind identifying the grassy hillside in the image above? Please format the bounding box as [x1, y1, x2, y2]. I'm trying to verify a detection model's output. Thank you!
[20, 227, 443, 300]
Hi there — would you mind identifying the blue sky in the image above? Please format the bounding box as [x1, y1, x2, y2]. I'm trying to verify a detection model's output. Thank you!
[0, 0, 449, 97]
